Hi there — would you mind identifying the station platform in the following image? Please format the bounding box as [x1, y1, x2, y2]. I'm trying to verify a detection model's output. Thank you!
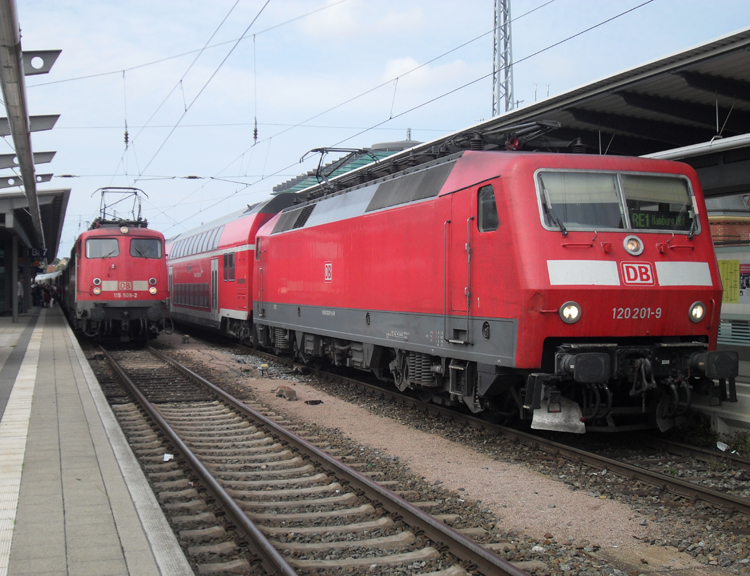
[0, 306, 191, 576]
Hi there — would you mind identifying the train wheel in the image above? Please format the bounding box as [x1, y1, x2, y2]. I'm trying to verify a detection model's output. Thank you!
[392, 351, 409, 392]
[481, 395, 517, 424]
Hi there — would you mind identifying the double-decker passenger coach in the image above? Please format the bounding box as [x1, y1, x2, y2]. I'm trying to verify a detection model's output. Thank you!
[166, 194, 299, 342]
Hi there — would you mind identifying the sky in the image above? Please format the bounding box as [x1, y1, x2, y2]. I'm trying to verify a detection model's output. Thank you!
[12, 0, 750, 258]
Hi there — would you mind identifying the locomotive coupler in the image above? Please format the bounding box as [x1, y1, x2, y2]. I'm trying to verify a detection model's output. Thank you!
[629, 358, 657, 398]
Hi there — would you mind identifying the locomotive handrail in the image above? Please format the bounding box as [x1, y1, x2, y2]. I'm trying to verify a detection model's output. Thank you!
[464, 216, 474, 345]
[443, 219, 450, 344]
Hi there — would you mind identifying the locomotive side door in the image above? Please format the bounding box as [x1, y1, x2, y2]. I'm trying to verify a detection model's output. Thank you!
[211, 258, 219, 322]
[446, 188, 475, 344]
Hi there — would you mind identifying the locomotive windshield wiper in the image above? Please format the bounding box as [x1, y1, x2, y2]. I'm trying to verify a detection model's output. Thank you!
[102, 249, 117, 259]
[540, 180, 568, 236]
[687, 215, 697, 239]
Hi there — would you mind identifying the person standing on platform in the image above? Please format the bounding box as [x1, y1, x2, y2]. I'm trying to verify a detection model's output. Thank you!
[17, 280, 23, 314]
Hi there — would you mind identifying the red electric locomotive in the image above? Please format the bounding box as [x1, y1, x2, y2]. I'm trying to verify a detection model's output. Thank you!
[165, 194, 299, 340]
[59, 188, 171, 342]
[252, 151, 739, 433]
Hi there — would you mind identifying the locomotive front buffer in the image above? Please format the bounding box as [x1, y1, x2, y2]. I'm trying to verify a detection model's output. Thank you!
[524, 343, 738, 433]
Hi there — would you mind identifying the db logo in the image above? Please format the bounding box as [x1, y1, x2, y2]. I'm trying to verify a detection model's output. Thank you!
[324, 262, 333, 283]
[620, 262, 654, 285]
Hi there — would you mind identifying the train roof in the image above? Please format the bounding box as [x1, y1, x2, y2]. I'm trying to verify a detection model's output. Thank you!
[261, 150, 700, 238]
[80, 225, 165, 239]
[165, 192, 302, 245]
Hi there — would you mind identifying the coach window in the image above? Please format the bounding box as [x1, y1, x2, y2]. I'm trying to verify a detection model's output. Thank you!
[86, 238, 119, 258]
[477, 185, 499, 232]
[199, 232, 209, 253]
[255, 238, 261, 260]
[213, 226, 224, 250]
[131, 238, 162, 258]
[223, 252, 235, 281]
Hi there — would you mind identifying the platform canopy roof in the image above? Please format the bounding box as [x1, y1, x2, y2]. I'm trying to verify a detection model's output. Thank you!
[298, 26, 750, 200]
[0, 188, 70, 261]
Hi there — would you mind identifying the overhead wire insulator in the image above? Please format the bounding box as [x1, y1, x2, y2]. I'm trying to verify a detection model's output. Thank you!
[253, 118, 258, 144]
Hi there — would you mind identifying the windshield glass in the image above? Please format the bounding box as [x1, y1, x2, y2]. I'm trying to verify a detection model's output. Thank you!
[621, 174, 694, 232]
[130, 238, 162, 258]
[539, 172, 624, 230]
[86, 238, 119, 258]
[538, 171, 695, 233]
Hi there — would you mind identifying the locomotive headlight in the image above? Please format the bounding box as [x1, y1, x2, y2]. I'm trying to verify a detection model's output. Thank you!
[623, 235, 644, 256]
[148, 286, 157, 295]
[92, 286, 102, 295]
[689, 301, 706, 323]
[559, 301, 582, 323]
[120, 226, 129, 234]
[149, 277, 157, 285]
[93, 278, 101, 286]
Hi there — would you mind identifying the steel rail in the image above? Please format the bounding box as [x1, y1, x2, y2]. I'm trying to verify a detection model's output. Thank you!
[498, 429, 750, 516]
[149, 345, 530, 576]
[635, 435, 750, 473]
[100, 347, 298, 576]
[244, 348, 750, 516]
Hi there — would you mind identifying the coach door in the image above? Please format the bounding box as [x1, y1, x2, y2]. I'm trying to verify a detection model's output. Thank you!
[445, 189, 474, 345]
[211, 258, 219, 321]
[168, 266, 173, 312]
[256, 237, 266, 318]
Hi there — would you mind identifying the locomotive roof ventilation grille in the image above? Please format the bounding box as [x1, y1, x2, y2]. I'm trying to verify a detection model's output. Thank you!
[365, 161, 454, 213]
[272, 204, 317, 234]
[293, 204, 316, 229]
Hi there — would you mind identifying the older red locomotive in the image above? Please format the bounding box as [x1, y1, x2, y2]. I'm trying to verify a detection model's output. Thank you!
[59, 189, 170, 342]
[167, 150, 738, 433]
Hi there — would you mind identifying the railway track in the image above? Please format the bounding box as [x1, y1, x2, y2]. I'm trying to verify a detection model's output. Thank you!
[236, 347, 750, 519]
[97, 346, 530, 576]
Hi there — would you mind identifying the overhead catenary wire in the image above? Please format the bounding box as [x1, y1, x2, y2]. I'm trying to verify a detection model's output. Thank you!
[155, 0, 561, 228]
[27, 0, 351, 89]
[107, 0, 243, 185]
[134, 0, 272, 183]
[62, 0, 557, 232]
[165, 0, 654, 232]
[331, 0, 655, 148]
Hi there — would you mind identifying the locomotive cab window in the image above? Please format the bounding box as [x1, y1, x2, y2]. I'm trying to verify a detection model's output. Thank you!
[537, 170, 697, 234]
[86, 238, 119, 258]
[130, 238, 162, 258]
[539, 172, 624, 230]
[621, 174, 694, 232]
[477, 185, 499, 232]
